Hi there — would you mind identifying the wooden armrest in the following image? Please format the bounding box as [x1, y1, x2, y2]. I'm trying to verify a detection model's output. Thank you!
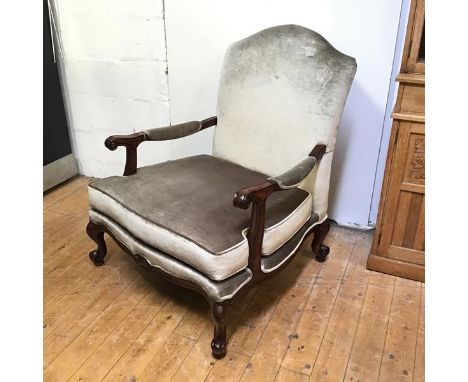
[104, 116, 217, 176]
[232, 143, 326, 275]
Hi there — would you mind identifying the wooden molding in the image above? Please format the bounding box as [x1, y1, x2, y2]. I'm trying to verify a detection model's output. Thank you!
[391, 112, 425, 123]
[367, 254, 424, 282]
[396, 73, 425, 85]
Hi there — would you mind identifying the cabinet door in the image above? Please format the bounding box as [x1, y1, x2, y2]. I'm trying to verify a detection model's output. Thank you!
[377, 121, 425, 265]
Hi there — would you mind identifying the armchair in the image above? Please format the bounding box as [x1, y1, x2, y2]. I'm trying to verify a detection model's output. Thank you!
[86, 24, 356, 359]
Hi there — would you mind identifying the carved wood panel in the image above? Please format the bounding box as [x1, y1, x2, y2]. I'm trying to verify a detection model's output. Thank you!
[377, 120, 425, 265]
[404, 132, 425, 185]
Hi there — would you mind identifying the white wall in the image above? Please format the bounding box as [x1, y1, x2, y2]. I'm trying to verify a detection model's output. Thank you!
[53, 0, 171, 178]
[165, 0, 403, 227]
[369, 0, 411, 224]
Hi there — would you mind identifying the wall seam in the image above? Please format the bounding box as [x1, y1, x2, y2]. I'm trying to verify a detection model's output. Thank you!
[161, 0, 173, 159]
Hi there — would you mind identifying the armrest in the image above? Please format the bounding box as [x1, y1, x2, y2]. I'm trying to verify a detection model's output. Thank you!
[267, 144, 326, 189]
[104, 116, 217, 176]
[144, 116, 217, 141]
[232, 143, 326, 275]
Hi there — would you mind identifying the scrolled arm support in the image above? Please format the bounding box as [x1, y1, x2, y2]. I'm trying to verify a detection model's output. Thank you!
[233, 143, 327, 276]
[104, 132, 147, 151]
[104, 116, 217, 176]
[105, 133, 147, 176]
[233, 180, 279, 209]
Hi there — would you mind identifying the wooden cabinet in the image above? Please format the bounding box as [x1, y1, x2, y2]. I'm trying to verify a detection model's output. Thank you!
[367, 0, 425, 282]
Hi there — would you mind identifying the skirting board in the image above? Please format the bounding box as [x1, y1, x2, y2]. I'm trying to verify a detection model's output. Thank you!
[43, 153, 78, 192]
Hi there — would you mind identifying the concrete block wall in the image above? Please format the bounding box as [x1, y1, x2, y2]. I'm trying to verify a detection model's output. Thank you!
[53, 0, 171, 177]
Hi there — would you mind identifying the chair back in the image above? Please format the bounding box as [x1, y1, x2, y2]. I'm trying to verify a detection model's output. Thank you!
[213, 25, 357, 218]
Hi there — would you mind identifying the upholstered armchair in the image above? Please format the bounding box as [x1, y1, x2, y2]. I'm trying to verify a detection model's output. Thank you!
[86, 25, 356, 359]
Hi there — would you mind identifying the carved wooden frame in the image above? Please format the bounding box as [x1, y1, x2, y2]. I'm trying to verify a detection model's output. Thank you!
[86, 117, 331, 358]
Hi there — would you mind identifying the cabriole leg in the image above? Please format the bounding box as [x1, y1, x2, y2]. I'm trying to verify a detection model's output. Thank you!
[210, 300, 229, 359]
[86, 220, 107, 266]
[312, 219, 330, 262]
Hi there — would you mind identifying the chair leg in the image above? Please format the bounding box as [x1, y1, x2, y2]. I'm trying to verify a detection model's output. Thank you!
[86, 220, 107, 266]
[312, 219, 330, 263]
[210, 300, 229, 359]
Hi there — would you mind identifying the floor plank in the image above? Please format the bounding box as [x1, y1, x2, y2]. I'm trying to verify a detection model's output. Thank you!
[137, 333, 195, 382]
[308, 280, 367, 381]
[44, 269, 141, 368]
[44, 275, 154, 381]
[43, 176, 91, 210]
[378, 282, 421, 381]
[68, 284, 169, 382]
[275, 367, 309, 382]
[173, 295, 212, 341]
[281, 279, 341, 375]
[101, 298, 189, 381]
[316, 227, 357, 281]
[343, 232, 373, 285]
[170, 328, 216, 382]
[239, 283, 313, 382]
[344, 281, 395, 381]
[413, 285, 425, 382]
[205, 351, 251, 382]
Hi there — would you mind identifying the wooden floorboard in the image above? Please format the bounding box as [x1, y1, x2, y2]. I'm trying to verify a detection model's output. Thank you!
[43, 177, 424, 382]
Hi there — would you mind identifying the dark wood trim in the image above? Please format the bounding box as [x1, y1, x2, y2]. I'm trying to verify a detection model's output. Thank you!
[86, 221, 107, 266]
[233, 180, 279, 275]
[201, 116, 217, 130]
[105, 132, 146, 176]
[210, 300, 229, 359]
[309, 144, 327, 161]
[312, 219, 330, 262]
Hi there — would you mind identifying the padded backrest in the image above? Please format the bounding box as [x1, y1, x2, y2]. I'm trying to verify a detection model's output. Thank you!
[213, 25, 356, 219]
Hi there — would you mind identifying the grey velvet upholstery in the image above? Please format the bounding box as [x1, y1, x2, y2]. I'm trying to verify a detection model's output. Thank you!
[89, 210, 253, 302]
[89, 155, 312, 280]
[261, 214, 320, 272]
[213, 24, 357, 219]
[143, 121, 202, 141]
[269, 156, 317, 189]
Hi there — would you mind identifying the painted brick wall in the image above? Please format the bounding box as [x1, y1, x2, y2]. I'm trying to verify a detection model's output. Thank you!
[53, 0, 171, 177]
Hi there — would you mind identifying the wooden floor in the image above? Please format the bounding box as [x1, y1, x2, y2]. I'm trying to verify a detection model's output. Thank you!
[44, 177, 425, 382]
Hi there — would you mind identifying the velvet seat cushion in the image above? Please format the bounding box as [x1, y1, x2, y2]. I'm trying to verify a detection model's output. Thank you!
[88, 155, 313, 280]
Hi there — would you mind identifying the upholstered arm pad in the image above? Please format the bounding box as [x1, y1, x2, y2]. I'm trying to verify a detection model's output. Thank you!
[104, 116, 217, 176]
[105, 116, 217, 149]
[265, 143, 327, 189]
[233, 144, 327, 207]
[268, 156, 317, 189]
[143, 116, 217, 141]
